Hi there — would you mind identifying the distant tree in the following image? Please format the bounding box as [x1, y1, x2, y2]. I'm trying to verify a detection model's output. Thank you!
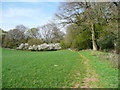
[15, 24, 28, 32]
[26, 28, 40, 39]
[0, 28, 7, 47]
[49, 23, 65, 43]
[39, 24, 55, 43]
[39, 23, 65, 43]
[2, 29, 27, 48]
[0, 28, 7, 34]
[64, 24, 80, 48]
[6, 29, 25, 41]
[28, 38, 43, 45]
[63, 24, 91, 50]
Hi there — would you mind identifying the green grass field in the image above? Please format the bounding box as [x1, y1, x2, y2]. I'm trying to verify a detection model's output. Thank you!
[2, 48, 118, 88]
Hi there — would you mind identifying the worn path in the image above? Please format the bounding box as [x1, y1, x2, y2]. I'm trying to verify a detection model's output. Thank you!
[79, 53, 100, 88]
[70, 52, 100, 88]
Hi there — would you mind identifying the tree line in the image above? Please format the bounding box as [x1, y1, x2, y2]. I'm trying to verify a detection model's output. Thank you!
[0, 23, 65, 49]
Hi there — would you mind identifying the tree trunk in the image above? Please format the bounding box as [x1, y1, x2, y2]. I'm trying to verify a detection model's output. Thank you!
[91, 23, 98, 51]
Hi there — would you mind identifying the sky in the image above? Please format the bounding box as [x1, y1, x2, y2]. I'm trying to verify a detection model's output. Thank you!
[1, 0, 117, 31]
[1, 2, 60, 31]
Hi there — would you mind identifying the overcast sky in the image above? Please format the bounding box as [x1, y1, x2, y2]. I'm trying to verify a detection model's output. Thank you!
[1, 2, 60, 31]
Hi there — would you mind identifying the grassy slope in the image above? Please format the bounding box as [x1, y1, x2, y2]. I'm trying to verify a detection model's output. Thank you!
[80, 50, 118, 88]
[2, 48, 85, 88]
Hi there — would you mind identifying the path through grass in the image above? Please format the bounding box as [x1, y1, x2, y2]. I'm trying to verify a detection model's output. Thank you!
[79, 50, 118, 88]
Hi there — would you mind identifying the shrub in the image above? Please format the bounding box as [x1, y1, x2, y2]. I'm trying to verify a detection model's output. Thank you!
[71, 30, 92, 50]
[71, 36, 92, 50]
[28, 38, 43, 45]
[2, 37, 28, 49]
[97, 35, 115, 50]
[60, 40, 67, 49]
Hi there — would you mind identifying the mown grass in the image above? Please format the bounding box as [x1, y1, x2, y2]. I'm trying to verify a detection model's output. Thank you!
[80, 50, 118, 88]
[2, 48, 86, 88]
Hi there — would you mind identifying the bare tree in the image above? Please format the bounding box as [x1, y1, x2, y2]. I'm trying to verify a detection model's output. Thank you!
[15, 24, 28, 33]
[38, 23, 64, 43]
[26, 28, 40, 39]
[5, 29, 25, 41]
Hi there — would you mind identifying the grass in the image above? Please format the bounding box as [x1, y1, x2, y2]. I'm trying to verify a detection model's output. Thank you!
[2, 48, 86, 88]
[90, 50, 118, 69]
[2, 48, 118, 88]
[0, 48, 2, 89]
[80, 50, 118, 88]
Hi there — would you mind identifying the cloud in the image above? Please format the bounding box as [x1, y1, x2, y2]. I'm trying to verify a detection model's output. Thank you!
[2, 0, 119, 2]
[1, 2, 59, 31]
[0, 3, 2, 24]
[2, 0, 39, 2]
[3, 8, 40, 17]
[2, 0, 64, 2]
[2, 7, 53, 30]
